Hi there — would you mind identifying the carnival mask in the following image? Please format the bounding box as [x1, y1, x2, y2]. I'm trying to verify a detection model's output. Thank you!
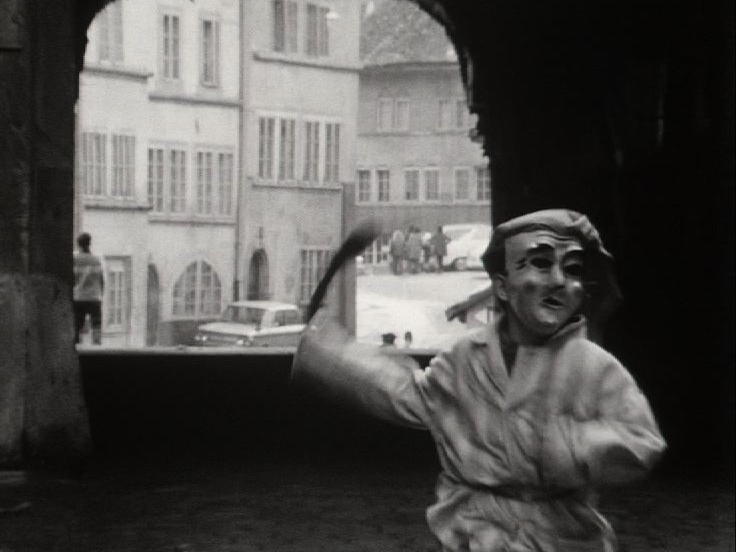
[494, 230, 585, 343]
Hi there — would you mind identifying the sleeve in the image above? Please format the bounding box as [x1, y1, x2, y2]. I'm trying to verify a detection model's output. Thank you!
[291, 311, 431, 430]
[543, 360, 667, 487]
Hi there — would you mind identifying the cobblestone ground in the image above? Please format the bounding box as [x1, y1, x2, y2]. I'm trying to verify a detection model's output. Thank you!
[1, 456, 733, 552]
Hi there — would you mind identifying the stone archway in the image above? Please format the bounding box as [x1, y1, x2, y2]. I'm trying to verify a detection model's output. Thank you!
[247, 249, 270, 300]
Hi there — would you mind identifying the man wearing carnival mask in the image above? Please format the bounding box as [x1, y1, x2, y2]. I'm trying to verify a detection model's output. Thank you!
[292, 209, 665, 552]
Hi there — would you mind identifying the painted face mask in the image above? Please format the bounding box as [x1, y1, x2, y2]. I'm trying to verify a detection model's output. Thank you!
[497, 230, 585, 343]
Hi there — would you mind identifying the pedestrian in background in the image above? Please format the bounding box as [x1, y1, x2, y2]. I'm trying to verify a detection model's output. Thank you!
[389, 229, 406, 275]
[73, 232, 104, 345]
[403, 331, 413, 348]
[406, 226, 423, 274]
[430, 225, 450, 273]
[421, 231, 434, 272]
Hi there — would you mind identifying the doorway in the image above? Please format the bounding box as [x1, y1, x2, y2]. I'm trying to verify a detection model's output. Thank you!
[247, 249, 270, 300]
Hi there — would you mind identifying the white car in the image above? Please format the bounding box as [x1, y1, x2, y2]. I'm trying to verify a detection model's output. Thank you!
[193, 300, 305, 347]
[443, 223, 492, 271]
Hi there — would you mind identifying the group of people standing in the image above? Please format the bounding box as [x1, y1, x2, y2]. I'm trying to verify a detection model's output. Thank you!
[389, 225, 450, 275]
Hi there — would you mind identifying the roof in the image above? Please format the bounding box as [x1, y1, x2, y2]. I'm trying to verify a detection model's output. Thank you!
[361, 0, 457, 67]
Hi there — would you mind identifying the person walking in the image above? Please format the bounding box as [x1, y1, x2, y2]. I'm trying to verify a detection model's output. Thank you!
[73, 232, 104, 345]
[406, 226, 423, 274]
[389, 229, 406, 275]
[430, 225, 450, 273]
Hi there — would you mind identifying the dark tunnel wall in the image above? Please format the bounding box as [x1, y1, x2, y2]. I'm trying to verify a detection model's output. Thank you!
[79, 350, 723, 479]
[419, 0, 735, 476]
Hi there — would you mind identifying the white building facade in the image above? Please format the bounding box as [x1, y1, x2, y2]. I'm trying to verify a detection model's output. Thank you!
[76, 0, 360, 345]
[77, 0, 241, 346]
[238, 0, 360, 328]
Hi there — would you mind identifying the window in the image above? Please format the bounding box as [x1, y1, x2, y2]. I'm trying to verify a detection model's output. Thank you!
[274, 0, 299, 53]
[80, 132, 107, 197]
[404, 169, 419, 200]
[111, 134, 134, 198]
[300, 249, 331, 304]
[377, 98, 409, 131]
[476, 166, 491, 201]
[98, 1, 123, 63]
[200, 19, 220, 86]
[148, 146, 187, 213]
[357, 170, 371, 202]
[169, 149, 187, 213]
[258, 117, 276, 179]
[306, 4, 329, 57]
[424, 169, 440, 201]
[195, 149, 234, 216]
[394, 99, 409, 130]
[362, 234, 390, 265]
[438, 99, 452, 130]
[377, 169, 390, 202]
[278, 119, 296, 180]
[196, 151, 213, 214]
[454, 168, 470, 201]
[172, 260, 223, 317]
[260, 115, 299, 183]
[217, 153, 234, 216]
[274, 309, 299, 326]
[377, 98, 393, 131]
[455, 99, 468, 128]
[161, 14, 180, 79]
[324, 123, 340, 183]
[104, 257, 130, 332]
[147, 147, 165, 211]
[303, 121, 320, 182]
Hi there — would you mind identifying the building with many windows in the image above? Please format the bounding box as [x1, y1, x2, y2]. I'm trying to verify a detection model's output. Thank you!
[76, 0, 241, 346]
[238, 0, 360, 328]
[349, 0, 490, 267]
[76, 0, 360, 345]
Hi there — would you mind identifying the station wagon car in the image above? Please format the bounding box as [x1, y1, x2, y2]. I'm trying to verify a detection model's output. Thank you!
[193, 301, 305, 347]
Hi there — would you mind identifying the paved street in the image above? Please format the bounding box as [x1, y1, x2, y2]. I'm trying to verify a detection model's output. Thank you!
[1, 456, 733, 552]
[356, 269, 491, 348]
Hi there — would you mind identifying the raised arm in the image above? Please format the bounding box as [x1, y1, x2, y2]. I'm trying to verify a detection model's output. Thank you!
[291, 311, 430, 430]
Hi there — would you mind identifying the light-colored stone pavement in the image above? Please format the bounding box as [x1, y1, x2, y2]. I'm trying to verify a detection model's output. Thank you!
[1, 456, 733, 552]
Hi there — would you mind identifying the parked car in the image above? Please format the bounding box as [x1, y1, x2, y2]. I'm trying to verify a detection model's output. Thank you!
[443, 223, 492, 271]
[193, 300, 305, 347]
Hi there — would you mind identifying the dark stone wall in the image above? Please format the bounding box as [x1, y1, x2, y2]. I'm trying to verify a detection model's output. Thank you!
[80, 351, 726, 479]
[415, 0, 734, 477]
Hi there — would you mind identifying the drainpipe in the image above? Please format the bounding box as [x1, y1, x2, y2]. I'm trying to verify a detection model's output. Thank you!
[233, 0, 245, 301]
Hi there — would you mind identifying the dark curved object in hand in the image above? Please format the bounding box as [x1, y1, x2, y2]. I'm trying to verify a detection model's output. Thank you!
[305, 220, 382, 322]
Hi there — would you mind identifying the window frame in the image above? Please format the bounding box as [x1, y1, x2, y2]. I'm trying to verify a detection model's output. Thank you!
[97, 0, 124, 64]
[403, 168, 420, 201]
[103, 256, 131, 334]
[111, 133, 135, 198]
[199, 16, 221, 87]
[423, 167, 441, 201]
[160, 11, 182, 81]
[357, 169, 372, 203]
[299, 248, 332, 306]
[80, 130, 108, 198]
[376, 168, 390, 202]
[194, 146, 235, 217]
[475, 165, 491, 202]
[453, 166, 471, 202]
[172, 260, 224, 319]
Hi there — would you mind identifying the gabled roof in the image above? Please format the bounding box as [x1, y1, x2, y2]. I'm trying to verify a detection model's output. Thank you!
[360, 0, 457, 67]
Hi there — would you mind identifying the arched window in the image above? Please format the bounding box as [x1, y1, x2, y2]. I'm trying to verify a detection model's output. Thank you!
[172, 260, 222, 317]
